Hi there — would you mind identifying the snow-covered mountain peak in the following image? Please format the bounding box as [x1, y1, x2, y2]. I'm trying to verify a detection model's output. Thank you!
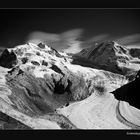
[72, 41, 139, 76]
[1, 41, 140, 129]
[0, 42, 128, 96]
[1, 43, 73, 77]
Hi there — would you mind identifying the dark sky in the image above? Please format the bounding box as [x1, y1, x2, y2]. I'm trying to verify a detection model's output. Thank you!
[0, 9, 140, 48]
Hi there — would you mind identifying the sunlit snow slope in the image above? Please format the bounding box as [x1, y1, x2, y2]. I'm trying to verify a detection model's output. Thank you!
[0, 42, 140, 129]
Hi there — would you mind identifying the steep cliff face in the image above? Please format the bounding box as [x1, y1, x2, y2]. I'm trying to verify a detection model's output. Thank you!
[72, 41, 139, 76]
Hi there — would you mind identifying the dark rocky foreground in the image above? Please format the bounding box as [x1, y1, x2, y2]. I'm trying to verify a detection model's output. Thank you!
[0, 110, 77, 129]
[0, 111, 32, 130]
[111, 70, 140, 110]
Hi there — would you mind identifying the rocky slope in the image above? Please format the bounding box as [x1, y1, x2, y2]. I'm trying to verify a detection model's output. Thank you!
[129, 48, 140, 59]
[0, 42, 140, 129]
[0, 111, 32, 129]
[72, 41, 140, 79]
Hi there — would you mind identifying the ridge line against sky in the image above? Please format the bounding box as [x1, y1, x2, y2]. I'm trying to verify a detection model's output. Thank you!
[27, 29, 140, 53]
[0, 8, 140, 53]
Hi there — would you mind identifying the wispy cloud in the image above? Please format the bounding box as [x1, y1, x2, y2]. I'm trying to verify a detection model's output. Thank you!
[27, 31, 60, 44]
[126, 43, 140, 49]
[60, 29, 83, 41]
[27, 29, 83, 53]
[115, 33, 140, 45]
[27, 30, 140, 53]
[63, 41, 82, 53]
[80, 34, 110, 49]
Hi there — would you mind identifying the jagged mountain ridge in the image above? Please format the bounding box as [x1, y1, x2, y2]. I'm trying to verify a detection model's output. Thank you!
[72, 41, 140, 77]
[0, 41, 140, 129]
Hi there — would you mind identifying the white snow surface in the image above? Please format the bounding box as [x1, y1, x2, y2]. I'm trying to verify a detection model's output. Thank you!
[0, 42, 140, 129]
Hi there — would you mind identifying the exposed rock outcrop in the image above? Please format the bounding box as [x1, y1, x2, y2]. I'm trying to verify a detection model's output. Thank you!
[0, 43, 92, 118]
[72, 41, 136, 76]
[0, 49, 17, 68]
[5, 66, 89, 116]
